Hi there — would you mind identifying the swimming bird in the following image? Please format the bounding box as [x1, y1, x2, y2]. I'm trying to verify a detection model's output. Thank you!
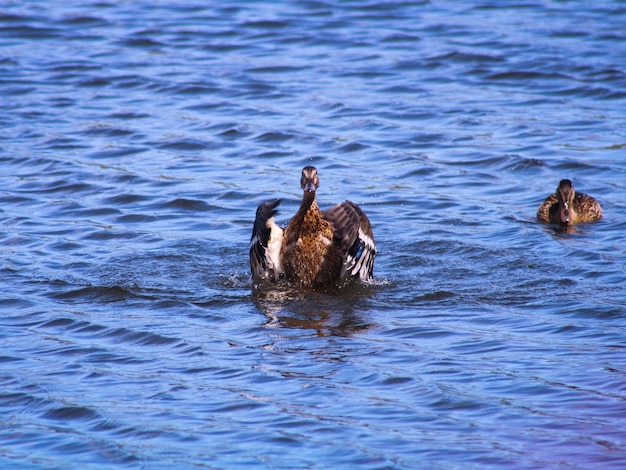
[537, 179, 602, 225]
[250, 166, 376, 288]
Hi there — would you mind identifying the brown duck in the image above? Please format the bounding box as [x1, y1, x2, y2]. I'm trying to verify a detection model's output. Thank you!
[250, 166, 376, 288]
[537, 179, 602, 225]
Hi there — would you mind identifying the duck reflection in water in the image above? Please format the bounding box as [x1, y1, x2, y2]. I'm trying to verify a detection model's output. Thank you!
[252, 286, 373, 337]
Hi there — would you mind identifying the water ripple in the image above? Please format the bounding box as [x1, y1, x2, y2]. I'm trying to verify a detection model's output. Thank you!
[1, 0, 625, 468]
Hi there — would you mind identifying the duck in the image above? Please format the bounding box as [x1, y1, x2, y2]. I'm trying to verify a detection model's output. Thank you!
[250, 166, 376, 288]
[537, 179, 602, 225]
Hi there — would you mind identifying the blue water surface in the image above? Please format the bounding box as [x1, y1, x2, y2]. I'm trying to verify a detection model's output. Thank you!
[1, 1, 625, 468]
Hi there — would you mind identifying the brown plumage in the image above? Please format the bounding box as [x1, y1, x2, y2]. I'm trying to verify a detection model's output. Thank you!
[250, 166, 376, 289]
[537, 179, 603, 225]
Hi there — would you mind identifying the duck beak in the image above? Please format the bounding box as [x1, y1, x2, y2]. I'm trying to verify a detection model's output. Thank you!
[304, 181, 316, 193]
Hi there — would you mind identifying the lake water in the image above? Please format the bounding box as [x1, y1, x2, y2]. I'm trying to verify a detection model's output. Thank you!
[1, 1, 625, 468]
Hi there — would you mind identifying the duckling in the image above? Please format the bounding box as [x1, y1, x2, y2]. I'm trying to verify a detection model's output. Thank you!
[537, 179, 602, 225]
[250, 166, 376, 288]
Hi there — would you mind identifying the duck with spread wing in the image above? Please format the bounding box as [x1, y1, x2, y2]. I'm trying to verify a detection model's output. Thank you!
[250, 166, 376, 289]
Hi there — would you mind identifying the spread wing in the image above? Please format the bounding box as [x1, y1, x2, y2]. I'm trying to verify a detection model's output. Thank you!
[250, 199, 284, 282]
[324, 201, 376, 282]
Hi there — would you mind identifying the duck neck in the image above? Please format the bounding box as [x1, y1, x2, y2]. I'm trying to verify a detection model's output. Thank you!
[293, 191, 319, 225]
[300, 190, 317, 211]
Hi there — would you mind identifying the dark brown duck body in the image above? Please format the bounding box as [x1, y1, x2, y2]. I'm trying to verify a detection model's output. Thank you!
[537, 179, 602, 225]
[250, 166, 376, 289]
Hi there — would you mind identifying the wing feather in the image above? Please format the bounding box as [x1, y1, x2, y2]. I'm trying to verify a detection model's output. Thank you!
[324, 201, 376, 282]
[250, 199, 284, 281]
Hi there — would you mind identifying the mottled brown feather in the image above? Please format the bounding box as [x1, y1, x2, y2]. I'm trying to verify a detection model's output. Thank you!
[281, 195, 340, 287]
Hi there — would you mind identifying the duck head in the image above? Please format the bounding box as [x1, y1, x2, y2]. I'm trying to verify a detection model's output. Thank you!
[556, 179, 575, 225]
[301, 166, 320, 193]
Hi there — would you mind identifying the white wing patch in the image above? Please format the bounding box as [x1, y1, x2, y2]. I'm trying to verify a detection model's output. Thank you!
[342, 227, 377, 281]
[264, 216, 284, 280]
